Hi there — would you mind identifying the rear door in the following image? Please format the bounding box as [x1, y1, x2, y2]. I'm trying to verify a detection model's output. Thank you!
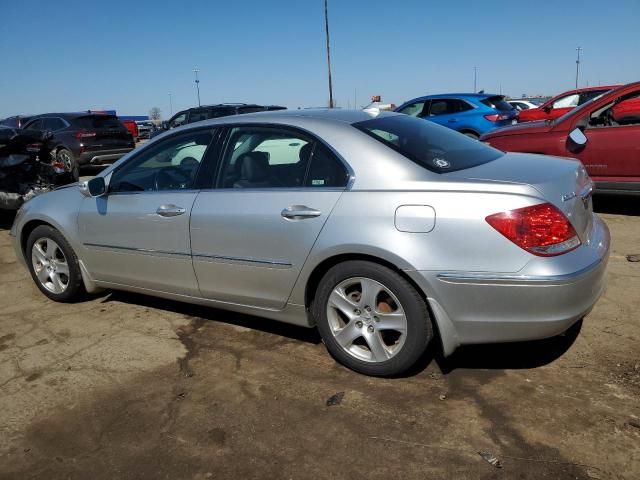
[190, 125, 350, 309]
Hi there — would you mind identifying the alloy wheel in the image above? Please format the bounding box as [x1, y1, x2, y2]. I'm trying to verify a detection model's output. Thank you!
[326, 277, 408, 363]
[31, 237, 70, 294]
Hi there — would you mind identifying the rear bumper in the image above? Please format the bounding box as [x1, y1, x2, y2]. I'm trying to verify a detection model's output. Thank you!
[78, 148, 134, 166]
[407, 215, 610, 354]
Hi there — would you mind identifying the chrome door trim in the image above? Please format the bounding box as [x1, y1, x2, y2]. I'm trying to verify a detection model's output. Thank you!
[83, 243, 191, 258]
[192, 252, 292, 268]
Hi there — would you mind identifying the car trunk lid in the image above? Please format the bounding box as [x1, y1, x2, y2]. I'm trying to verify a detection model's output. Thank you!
[446, 152, 594, 240]
[73, 115, 133, 150]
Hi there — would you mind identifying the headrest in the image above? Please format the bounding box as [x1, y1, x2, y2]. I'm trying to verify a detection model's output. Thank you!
[238, 152, 269, 182]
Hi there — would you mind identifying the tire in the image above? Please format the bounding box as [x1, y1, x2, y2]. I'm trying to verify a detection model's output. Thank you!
[57, 148, 80, 181]
[26, 225, 85, 302]
[313, 261, 433, 377]
[462, 132, 479, 140]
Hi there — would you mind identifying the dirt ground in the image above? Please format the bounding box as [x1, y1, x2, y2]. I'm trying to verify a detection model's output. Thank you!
[0, 195, 638, 480]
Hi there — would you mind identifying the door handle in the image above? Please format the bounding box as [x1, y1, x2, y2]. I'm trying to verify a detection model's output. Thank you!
[281, 205, 322, 220]
[156, 204, 186, 217]
[448, 118, 458, 123]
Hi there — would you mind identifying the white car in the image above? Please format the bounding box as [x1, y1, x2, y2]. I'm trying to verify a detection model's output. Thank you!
[508, 100, 539, 111]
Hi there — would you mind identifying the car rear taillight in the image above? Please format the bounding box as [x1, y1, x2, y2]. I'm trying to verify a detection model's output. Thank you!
[75, 131, 96, 139]
[484, 113, 512, 122]
[486, 203, 581, 256]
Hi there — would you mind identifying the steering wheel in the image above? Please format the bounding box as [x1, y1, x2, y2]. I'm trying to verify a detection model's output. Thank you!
[154, 166, 192, 190]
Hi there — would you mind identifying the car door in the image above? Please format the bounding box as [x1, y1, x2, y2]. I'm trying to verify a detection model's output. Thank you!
[426, 99, 457, 126]
[573, 91, 640, 179]
[190, 125, 350, 309]
[77, 128, 217, 295]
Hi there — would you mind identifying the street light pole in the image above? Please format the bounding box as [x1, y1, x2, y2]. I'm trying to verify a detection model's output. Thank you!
[324, 0, 334, 108]
[193, 68, 201, 107]
[168, 92, 173, 116]
[575, 47, 582, 89]
[473, 66, 478, 92]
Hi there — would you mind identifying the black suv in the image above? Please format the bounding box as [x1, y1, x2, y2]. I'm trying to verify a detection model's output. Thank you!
[21, 113, 135, 179]
[151, 103, 286, 138]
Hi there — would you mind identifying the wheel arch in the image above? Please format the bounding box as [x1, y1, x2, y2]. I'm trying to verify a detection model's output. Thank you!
[457, 128, 480, 137]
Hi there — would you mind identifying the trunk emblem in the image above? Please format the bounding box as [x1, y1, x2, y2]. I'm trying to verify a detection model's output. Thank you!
[561, 192, 577, 202]
[433, 158, 450, 169]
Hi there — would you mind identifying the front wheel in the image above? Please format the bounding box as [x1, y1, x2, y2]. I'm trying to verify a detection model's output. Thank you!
[26, 225, 85, 302]
[313, 261, 433, 376]
[462, 132, 480, 140]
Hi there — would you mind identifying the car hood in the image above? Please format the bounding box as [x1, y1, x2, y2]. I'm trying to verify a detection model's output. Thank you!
[481, 120, 552, 139]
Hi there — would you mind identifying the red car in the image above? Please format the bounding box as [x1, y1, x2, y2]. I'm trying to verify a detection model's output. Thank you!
[517, 85, 618, 123]
[481, 82, 640, 194]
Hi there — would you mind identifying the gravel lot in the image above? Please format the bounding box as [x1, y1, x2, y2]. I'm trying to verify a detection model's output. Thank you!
[0, 196, 638, 480]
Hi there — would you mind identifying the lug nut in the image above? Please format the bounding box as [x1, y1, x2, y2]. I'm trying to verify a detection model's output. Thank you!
[373, 316, 379, 322]
[355, 321, 363, 329]
[365, 306, 372, 312]
[367, 325, 374, 333]
[354, 309, 361, 316]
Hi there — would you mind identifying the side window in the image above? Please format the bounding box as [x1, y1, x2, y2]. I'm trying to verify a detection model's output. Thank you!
[305, 143, 349, 188]
[454, 99, 473, 112]
[169, 112, 187, 129]
[110, 130, 214, 192]
[590, 91, 640, 127]
[553, 93, 579, 109]
[220, 127, 312, 188]
[42, 118, 65, 131]
[188, 109, 210, 123]
[398, 101, 426, 117]
[579, 90, 606, 105]
[24, 119, 43, 130]
[428, 99, 459, 116]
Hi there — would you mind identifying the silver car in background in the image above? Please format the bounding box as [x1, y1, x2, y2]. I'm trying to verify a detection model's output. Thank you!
[10, 110, 610, 376]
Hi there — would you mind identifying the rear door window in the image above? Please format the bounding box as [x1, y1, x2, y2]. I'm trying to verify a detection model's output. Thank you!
[480, 96, 514, 111]
[24, 119, 43, 130]
[42, 117, 66, 131]
[354, 114, 502, 174]
[305, 143, 349, 188]
[188, 109, 211, 123]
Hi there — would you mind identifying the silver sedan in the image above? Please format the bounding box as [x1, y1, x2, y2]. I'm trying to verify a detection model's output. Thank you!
[10, 110, 610, 376]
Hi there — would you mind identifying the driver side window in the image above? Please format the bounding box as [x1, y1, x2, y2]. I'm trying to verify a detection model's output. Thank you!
[109, 130, 214, 193]
[553, 93, 579, 109]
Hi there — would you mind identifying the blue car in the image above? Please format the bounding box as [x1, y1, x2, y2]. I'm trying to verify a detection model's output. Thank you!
[394, 93, 518, 138]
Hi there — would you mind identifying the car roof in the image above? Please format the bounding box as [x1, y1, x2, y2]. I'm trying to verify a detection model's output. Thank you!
[29, 112, 117, 119]
[190, 108, 399, 127]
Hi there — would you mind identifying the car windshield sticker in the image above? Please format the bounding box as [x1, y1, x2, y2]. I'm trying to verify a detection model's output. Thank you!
[312, 179, 325, 185]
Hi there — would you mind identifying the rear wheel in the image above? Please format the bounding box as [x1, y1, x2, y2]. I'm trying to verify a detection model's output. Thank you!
[313, 261, 433, 376]
[26, 225, 85, 302]
[57, 148, 79, 181]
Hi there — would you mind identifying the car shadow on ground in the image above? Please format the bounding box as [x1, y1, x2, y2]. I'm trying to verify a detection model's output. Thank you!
[104, 290, 582, 377]
[103, 290, 323, 345]
[593, 193, 640, 216]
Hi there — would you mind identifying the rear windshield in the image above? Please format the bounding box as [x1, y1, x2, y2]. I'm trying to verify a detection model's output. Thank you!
[481, 96, 514, 111]
[353, 114, 502, 173]
[73, 115, 124, 129]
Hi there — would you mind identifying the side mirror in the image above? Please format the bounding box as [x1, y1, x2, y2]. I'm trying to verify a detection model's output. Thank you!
[543, 105, 553, 113]
[80, 176, 106, 197]
[567, 128, 588, 152]
[162, 122, 169, 130]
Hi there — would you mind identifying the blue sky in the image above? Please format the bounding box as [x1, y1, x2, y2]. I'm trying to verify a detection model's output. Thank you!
[1, 0, 639, 118]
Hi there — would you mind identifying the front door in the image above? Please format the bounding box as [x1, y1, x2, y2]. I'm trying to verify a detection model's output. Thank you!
[573, 90, 640, 180]
[190, 125, 350, 309]
[78, 128, 216, 295]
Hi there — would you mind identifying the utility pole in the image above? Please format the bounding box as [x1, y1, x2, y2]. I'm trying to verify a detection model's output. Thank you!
[168, 92, 173, 116]
[575, 47, 582, 89]
[324, 0, 334, 108]
[193, 68, 201, 107]
[473, 66, 478, 92]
